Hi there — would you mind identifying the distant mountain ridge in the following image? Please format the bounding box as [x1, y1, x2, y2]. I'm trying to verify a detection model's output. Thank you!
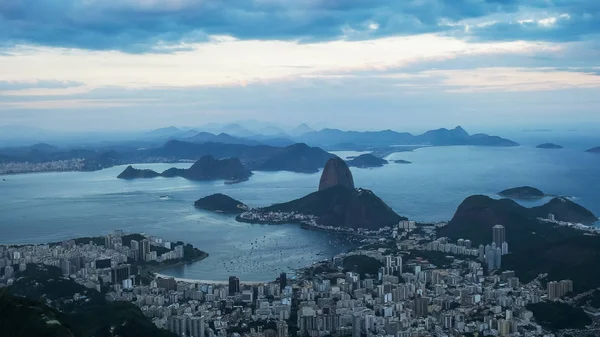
[295, 126, 518, 148]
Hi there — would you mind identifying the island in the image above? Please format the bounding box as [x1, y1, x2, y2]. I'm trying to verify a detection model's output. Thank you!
[536, 143, 563, 149]
[393, 160, 412, 164]
[345, 154, 388, 168]
[236, 157, 406, 230]
[117, 155, 252, 183]
[194, 193, 249, 214]
[118, 165, 161, 179]
[586, 146, 600, 153]
[498, 186, 546, 200]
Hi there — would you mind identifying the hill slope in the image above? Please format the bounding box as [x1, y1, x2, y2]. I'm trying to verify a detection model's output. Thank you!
[261, 185, 406, 230]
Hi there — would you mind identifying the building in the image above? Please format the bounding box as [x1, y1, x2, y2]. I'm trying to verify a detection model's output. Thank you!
[229, 276, 240, 295]
[414, 296, 429, 317]
[492, 224, 506, 248]
[130, 240, 139, 261]
[111, 264, 131, 284]
[190, 316, 205, 337]
[501, 242, 509, 255]
[140, 239, 150, 262]
[277, 320, 288, 337]
[280, 272, 287, 290]
[548, 213, 556, 221]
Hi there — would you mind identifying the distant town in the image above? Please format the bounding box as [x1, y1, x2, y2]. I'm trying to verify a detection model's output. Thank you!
[2, 214, 598, 337]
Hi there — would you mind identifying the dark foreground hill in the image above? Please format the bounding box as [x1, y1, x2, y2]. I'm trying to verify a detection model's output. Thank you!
[2, 264, 176, 337]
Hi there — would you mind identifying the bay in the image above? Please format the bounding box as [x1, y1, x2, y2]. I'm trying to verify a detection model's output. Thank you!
[1, 145, 599, 281]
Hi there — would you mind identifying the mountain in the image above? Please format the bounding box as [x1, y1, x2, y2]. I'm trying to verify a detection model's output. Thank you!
[586, 146, 600, 153]
[251, 143, 334, 173]
[162, 156, 253, 181]
[145, 141, 332, 173]
[296, 126, 518, 148]
[194, 193, 249, 213]
[118, 155, 253, 182]
[117, 165, 161, 179]
[346, 154, 388, 168]
[290, 123, 315, 136]
[260, 185, 406, 230]
[536, 143, 563, 149]
[185, 132, 261, 146]
[498, 186, 546, 200]
[219, 123, 256, 137]
[239, 156, 405, 230]
[438, 195, 597, 252]
[319, 156, 355, 191]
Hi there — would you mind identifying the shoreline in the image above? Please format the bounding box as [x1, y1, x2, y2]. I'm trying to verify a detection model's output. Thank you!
[153, 273, 271, 285]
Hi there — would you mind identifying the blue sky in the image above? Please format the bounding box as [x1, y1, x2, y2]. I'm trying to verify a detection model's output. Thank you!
[0, 0, 599, 131]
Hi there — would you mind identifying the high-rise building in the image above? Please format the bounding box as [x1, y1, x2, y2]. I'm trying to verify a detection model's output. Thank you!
[414, 296, 429, 317]
[130, 240, 139, 260]
[104, 235, 113, 249]
[190, 316, 205, 337]
[395, 256, 402, 273]
[495, 247, 502, 269]
[385, 255, 392, 268]
[279, 272, 287, 290]
[111, 264, 131, 284]
[277, 320, 288, 337]
[141, 239, 150, 262]
[352, 312, 361, 337]
[548, 213, 556, 221]
[229, 276, 240, 295]
[547, 281, 558, 300]
[501, 242, 509, 255]
[493, 225, 506, 247]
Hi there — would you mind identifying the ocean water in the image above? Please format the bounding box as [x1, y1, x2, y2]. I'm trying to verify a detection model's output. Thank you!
[1, 144, 599, 281]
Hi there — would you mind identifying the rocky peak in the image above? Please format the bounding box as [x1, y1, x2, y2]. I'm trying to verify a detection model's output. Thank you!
[318, 156, 355, 191]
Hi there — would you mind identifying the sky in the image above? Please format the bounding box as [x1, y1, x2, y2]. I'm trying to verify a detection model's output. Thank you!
[0, 0, 599, 132]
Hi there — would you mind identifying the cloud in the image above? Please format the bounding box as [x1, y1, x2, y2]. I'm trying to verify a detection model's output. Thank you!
[0, 0, 548, 53]
[0, 80, 84, 91]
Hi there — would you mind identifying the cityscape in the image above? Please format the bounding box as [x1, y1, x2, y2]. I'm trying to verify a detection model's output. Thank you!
[1, 213, 594, 337]
[3, 0, 600, 336]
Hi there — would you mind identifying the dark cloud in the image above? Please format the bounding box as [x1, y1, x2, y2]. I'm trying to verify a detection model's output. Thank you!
[0, 0, 597, 53]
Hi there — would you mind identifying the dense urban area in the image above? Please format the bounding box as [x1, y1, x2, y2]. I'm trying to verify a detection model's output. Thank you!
[3, 215, 599, 337]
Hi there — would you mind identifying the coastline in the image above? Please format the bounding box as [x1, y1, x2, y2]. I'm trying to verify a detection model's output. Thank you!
[153, 273, 269, 285]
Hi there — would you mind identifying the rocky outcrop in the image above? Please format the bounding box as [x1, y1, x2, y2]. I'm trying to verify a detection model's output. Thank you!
[318, 156, 355, 191]
[117, 165, 161, 179]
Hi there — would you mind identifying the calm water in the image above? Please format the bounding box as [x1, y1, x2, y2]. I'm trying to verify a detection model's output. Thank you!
[1, 144, 599, 281]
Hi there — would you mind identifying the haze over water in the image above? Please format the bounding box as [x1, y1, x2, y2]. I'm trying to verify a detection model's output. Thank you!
[1, 144, 599, 281]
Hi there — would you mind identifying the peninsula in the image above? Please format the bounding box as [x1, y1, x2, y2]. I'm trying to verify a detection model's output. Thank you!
[117, 155, 252, 182]
[536, 143, 563, 149]
[194, 193, 249, 214]
[498, 186, 546, 200]
[236, 156, 406, 230]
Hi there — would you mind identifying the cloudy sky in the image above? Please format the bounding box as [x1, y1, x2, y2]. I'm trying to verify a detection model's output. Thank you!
[1, 0, 599, 131]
